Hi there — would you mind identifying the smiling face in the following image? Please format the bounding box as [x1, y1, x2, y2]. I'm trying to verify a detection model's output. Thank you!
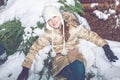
[48, 16, 61, 29]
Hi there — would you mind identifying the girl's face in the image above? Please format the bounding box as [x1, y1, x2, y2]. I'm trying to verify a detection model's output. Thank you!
[48, 16, 61, 29]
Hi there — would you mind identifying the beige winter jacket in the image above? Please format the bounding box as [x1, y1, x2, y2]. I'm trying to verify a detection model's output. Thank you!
[22, 12, 107, 78]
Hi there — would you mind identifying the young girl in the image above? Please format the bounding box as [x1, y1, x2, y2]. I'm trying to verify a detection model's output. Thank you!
[17, 5, 118, 80]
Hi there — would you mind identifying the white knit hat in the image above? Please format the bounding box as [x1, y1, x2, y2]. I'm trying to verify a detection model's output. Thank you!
[43, 5, 63, 30]
[43, 5, 67, 56]
[43, 5, 61, 22]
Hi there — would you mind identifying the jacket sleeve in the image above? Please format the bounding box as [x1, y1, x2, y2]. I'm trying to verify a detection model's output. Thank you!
[77, 25, 108, 47]
[22, 34, 50, 68]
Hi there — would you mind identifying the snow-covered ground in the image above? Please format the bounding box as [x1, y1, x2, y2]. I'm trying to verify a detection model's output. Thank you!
[0, 0, 120, 80]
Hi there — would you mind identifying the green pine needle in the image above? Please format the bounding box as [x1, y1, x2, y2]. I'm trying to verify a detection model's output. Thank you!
[58, 0, 85, 14]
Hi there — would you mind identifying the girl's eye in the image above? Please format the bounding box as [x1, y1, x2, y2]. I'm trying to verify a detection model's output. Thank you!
[53, 16, 57, 18]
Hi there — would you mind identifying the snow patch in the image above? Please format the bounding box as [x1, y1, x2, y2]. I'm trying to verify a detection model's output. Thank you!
[91, 3, 98, 8]
[93, 10, 110, 20]
[0, 52, 7, 60]
[0, 52, 25, 80]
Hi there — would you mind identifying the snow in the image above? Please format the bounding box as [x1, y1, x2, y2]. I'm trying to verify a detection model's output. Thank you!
[115, 15, 120, 28]
[28, 45, 53, 80]
[0, 52, 25, 80]
[31, 45, 51, 74]
[108, 9, 116, 15]
[0, 52, 7, 60]
[0, 0, 120, 80]
[91, 40, 120, 80]
[93, 8, 116, 21]
[93, 10, 110, 20]
[91, 3, 98, 8]
[115, 0, 120, 6]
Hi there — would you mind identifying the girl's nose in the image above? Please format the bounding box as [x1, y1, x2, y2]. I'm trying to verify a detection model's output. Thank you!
[51, 18, 56, 25]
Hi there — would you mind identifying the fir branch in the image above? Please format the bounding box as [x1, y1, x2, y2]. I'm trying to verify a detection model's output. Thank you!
[0, 19, 24, 55]
[58, 0, 85, 14]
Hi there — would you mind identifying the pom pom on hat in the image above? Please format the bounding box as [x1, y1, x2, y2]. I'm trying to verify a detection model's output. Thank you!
[61, 48, 67, 55]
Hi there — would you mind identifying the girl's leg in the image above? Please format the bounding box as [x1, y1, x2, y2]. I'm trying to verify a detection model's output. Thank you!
[58, 60, 85, 80]
[69, 60, 85, 80]
[59, 65, 75, 80]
